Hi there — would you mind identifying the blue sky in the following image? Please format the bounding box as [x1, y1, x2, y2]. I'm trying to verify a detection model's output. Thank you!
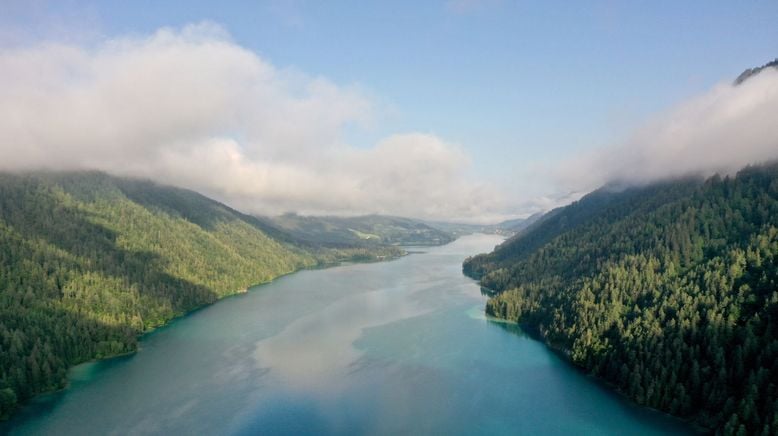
[2, 1, 778, 220]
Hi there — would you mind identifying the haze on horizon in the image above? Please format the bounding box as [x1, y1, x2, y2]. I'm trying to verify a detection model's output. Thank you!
[1, 1, 777, 224]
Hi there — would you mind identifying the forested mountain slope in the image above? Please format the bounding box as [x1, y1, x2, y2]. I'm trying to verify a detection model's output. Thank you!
[464, 163, 778, 434]
[422, 212, 544, 238]
[265, 213, 454, 246]
[734, 58, 778, 85]
[0, 171, 398, 419]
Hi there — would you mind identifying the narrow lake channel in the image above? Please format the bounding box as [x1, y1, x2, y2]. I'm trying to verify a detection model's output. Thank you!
[5, 234, 692, 435]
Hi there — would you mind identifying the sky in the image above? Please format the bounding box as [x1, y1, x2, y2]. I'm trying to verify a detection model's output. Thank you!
[1, 0, 778, 222]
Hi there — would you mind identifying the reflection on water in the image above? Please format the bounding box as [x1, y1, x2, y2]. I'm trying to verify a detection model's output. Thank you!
[253, 284, 431, 385]
[5, 234, 692, 436]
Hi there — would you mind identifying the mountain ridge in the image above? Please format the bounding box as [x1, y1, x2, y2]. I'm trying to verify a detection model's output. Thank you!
[464, 163, 778, 433]
[0, 170, 411, 420]
[263, 212, 455, 247]
[734, 58, 778, 85]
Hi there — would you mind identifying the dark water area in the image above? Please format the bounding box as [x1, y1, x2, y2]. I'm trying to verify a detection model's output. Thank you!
[5, 234, 692, 435]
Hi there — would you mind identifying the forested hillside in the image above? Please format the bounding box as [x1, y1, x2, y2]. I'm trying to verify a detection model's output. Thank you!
[464, 163, 778, 434]
[424, 212, 544, 237]
[266, 213, 454, 246]
[734, 58, 778, 85]
[0, 172, 400, 419]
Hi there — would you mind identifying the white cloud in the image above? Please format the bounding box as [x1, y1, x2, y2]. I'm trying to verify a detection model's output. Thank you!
[554, 68, 778, 192]
[9, 21, 768, 225]
[0, 23, 505, 221]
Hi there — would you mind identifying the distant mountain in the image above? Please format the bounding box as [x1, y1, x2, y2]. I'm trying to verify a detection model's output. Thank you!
[494, 217, 526, 230]
[495, 211, 544, 233]
[0, 171, 401, 420]
[424, 212, 545, 238]
[734, 58, 778, 85]
[421, 220, 487, 237]
[264, 213, 455, 247]
[464, 163, 778, 433]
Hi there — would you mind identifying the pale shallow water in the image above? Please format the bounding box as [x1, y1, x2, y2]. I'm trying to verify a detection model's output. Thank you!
[4, 234, 692, 435]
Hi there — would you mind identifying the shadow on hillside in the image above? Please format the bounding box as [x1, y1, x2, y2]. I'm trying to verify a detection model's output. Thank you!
[0, 173, 225, 422]
[0, 174, 219, 321]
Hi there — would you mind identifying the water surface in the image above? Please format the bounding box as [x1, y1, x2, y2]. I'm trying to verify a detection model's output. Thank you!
[5, 234, 691, 435]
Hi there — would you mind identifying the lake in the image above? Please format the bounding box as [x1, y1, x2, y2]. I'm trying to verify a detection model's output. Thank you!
[4, 234, 692, 435]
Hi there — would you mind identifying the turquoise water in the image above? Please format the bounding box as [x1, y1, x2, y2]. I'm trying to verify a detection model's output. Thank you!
[4, 234, 692, 435]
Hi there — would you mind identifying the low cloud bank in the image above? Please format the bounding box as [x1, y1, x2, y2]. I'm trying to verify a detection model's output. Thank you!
[0, 23, 504, 221]
[3, 22, 775, 222]
[555, 67, 778, 192]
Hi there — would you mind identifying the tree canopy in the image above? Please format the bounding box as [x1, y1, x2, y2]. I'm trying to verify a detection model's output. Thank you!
[464, 163, 778, 434]
[0, 171, 404, 420]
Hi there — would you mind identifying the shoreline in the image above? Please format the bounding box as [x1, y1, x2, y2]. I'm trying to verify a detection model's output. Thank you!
[484, 312, 709, 434]
[2, 241, 431, 423]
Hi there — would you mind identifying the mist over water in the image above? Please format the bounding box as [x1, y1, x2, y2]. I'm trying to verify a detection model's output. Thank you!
[5, 234, 691, 435]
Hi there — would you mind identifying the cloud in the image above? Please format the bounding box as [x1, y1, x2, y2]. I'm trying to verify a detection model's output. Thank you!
[0, 22, 505, 221]
[554, 68, 778, 192]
